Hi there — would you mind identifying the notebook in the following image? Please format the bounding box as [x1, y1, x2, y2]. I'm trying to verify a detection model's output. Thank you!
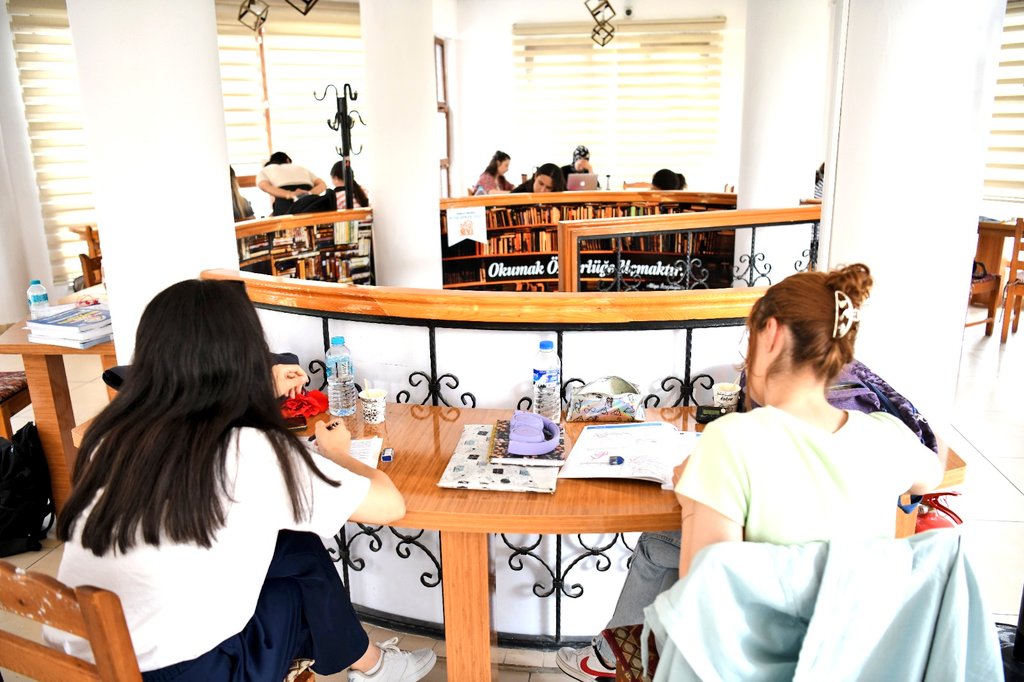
[565, 173, 599, 191]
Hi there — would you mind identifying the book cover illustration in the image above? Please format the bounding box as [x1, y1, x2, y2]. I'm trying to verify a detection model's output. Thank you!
[487, 419, 567, 467]
[26, 305, 111, 332]
[437, 424, 559, 494]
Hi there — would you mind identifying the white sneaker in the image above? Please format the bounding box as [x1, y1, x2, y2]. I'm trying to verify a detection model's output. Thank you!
[555, 645, 616, 681]
[347, 637, 437, 682]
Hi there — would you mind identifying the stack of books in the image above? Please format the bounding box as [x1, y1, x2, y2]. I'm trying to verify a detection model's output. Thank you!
[26, 305, 113, 349]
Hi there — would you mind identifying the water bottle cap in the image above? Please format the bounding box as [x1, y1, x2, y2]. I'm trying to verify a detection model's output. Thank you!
[29, 279, 41, 285]
[331, 336, 346, 346]
[539, 340, 554, 351]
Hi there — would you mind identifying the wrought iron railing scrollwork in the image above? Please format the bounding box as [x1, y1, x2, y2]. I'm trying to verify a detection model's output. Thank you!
[393, 327, 478, 408]
[499, 533, 628, 643]
[330, 524, 442, 591]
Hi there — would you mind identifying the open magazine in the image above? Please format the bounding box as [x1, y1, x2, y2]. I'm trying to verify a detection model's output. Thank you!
[558, 421, 698, 490]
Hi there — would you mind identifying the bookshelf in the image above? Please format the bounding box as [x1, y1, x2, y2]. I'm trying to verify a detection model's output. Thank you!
[439, 191, 737, 291]
[235, 209, 374, 285]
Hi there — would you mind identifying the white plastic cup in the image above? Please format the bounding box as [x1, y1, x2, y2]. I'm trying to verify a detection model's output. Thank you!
[712, 382, 741, 413]
[358, 388, 387, 424]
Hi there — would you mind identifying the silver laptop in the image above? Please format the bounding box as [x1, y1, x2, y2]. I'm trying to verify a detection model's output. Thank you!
[566, 173, 598, 191]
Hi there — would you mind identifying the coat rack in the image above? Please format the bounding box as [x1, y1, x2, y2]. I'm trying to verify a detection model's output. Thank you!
[315, 83, 365, 209]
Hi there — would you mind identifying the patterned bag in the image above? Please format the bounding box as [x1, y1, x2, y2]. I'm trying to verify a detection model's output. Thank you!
[600, 624, 660, 682]
[566, 377, 646, 423]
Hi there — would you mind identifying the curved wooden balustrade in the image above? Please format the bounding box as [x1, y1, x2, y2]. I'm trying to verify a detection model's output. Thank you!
[200, 268, 766, 327]
[440, 190, 737, 211]
[558, 205, 823, 291]
[233, 207, 372, 239]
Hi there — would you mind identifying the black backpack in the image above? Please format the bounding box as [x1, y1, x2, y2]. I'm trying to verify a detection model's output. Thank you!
[0, 423, 55, 556]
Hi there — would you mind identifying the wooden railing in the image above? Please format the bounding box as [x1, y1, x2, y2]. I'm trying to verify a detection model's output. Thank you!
[439, 190, 737, 211]
[233, 208, 371, 239]
[557, 205, 822, 292]
[202, 268, 764, 327]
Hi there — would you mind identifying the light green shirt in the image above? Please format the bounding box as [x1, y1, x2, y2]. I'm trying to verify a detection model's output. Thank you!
[676, 407, 934, 544]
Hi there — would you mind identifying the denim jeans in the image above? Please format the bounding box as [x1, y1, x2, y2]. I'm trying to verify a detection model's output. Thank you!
[594, 530, 681, 661]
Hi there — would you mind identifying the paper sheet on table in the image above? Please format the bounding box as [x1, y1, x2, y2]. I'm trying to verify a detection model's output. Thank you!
[350, 437, 383, 468]
[559, 421, 699, 489]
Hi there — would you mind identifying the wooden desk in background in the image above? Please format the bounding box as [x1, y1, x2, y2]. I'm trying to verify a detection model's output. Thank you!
[70, 403, 966, 681]
[0, 322, 115, 512]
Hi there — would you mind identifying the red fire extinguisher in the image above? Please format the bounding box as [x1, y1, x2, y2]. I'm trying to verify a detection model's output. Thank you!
[915, 491, 963, 533]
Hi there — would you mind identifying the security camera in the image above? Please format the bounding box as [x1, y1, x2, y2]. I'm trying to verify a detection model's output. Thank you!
[623, 0, 634, 17]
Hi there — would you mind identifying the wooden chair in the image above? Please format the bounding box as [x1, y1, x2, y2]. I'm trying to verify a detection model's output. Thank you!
[0, 371, 31, 441]
[1001, 218, 1024, 343]
[0, 560, 142, 681]
[79, 253, 103, 288]
[967, 264, 1002, 337]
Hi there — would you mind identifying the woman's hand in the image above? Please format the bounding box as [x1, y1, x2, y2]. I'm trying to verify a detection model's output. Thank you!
[314, 419, 352, 464]
[272, 364, 308, 398]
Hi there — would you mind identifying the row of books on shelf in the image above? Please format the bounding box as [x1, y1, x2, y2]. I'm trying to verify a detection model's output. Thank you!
[25, 305, 113, 349]
[485, 229, 557, 255]
[577, 231, 733, 254]
[238, 220, 371, 260]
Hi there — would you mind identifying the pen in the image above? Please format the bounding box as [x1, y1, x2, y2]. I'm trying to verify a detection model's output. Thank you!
[307, 421, 340, 442]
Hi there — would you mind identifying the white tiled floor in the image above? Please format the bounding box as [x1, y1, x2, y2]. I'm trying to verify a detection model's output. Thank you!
[1, 321, 1021, 679]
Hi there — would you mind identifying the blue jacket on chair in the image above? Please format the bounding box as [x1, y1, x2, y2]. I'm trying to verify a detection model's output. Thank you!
[642, 530, 1001, 681]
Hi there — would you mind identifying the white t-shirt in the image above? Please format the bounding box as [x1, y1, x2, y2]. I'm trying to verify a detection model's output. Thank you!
[676, 407, 936, 544]
[44, 428, 371, 672]
[256, 163, 319, 189]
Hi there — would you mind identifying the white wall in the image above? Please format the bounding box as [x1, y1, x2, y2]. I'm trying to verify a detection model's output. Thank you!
[824, 0, 1005, 423]
[452, 0, 748, 194]
[0, 2, 54, 324]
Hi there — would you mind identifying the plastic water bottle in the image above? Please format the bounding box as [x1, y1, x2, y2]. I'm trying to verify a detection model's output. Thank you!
[326, 335, 356, 417]
[26, 279, 49, 319]
[532, 340, 561, 422]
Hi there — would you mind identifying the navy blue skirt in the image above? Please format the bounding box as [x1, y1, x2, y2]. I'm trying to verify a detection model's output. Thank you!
[142, 530, 368, 682]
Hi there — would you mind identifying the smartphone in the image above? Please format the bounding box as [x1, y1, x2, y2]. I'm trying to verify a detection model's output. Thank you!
[283, 415, 308, 431]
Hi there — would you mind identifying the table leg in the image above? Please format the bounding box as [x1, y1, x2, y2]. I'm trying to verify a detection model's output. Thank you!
[441, 531, 496, 681]
[22, 355, 76, 512]
[101, 353, 118, 400]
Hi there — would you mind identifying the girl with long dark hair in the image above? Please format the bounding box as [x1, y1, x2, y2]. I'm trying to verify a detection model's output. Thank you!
[472, 150, 513, 194]
[46, 279, 435, 681]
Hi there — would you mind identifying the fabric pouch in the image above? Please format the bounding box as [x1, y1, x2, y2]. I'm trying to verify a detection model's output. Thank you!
[600, 624, 659, 682]
[566, 377, 645, 422]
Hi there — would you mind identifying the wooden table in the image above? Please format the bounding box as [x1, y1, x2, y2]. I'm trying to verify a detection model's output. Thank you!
[0, 322, 116, 512]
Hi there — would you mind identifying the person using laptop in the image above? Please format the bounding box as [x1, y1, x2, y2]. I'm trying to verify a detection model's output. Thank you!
[511, 163, 565, 193]
[560, 144, 594, 177]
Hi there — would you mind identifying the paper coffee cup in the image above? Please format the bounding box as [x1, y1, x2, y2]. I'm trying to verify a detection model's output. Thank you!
[712, 382, 741, 412]
[358, 388, 387, 424]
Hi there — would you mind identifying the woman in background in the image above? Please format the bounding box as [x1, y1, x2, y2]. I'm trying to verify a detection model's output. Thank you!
[511, 163, 565, 194]
[651, 168, 686, 191]
[330, 161, 370, 209]
[256, 152, 329, 215]
[229, 166, 254, 221]
[473, 150, 514, 195]
[47, 279, 436, 682]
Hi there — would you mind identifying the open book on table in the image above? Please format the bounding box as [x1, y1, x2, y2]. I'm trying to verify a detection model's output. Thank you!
[558, 421, 699, 490]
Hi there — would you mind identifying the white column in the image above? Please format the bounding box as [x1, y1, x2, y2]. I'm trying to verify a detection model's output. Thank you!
[824, 0, 1004, 421]
[65, 0, 237, 361]
[0, 2, 51, 324]
[735, 0, 831, 283]
[360, 0, 442, 288]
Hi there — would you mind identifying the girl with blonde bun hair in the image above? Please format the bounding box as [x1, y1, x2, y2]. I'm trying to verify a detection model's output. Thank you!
[674, 264, 943, 578]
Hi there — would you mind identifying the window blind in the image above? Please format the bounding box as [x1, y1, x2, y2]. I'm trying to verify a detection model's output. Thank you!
[215, 1, 363, 180]
[513, 17, 724, 188]
[985, 0, 1024, 202]
[6, 0, 95, 286]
